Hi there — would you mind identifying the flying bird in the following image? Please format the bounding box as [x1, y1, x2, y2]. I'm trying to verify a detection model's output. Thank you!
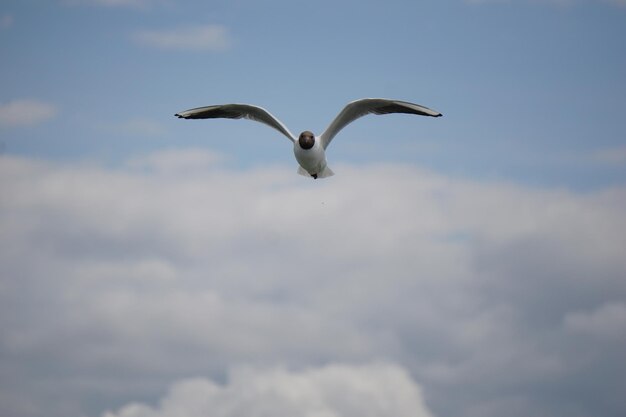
[175, 98, 442, 179]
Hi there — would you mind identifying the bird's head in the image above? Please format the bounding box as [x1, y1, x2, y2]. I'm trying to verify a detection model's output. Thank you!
[298, 131, 315, 149]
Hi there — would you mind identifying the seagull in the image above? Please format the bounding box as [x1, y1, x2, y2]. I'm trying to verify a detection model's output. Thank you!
[175, 98, 442, 179]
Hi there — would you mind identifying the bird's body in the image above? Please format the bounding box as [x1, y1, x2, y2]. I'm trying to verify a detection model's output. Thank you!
[293, 130, 333, 179]
[175, 98, 442, 178]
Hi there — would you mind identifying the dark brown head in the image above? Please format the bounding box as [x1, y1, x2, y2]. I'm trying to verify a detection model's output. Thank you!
[298, 131, 315, 149]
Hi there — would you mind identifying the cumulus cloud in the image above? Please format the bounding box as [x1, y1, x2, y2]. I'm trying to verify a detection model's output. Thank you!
[63, 0, 162, 8]
[465, 0, 626, 6]
[565, 302, 626, 340]
[0, 99, 58, 127]
[126, 148, 224, 174]
[0, 14, 13, 29]
[133, 24, 232, 51]
[102, 363, 434, 417]
[105, 117, 167, 137]
[592, 146, 626, 166]
[464, 0, 509, 4]
[0, 151, 625, 417]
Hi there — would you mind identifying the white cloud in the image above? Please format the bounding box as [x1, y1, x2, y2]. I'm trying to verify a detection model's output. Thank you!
[0, 14, 13, 29]
[106, 117, 167, 137]
[565, 302, 626, 340]
[465, 0, 626, 6]
[0, 152, 625, 417]
[464, 0, 509, 4]
[133, 24, 232, 51]
[63, 0, 161, 8]
[95, 0, 150, 6]
[126, 148, 224, 174]
[102, 363, 434, 417]
[0, 99, 58, 127]
[592, 146, 626, 165]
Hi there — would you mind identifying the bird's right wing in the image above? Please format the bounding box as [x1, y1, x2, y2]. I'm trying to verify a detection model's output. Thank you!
[320, 98, 442, 149]
[175, 104, 296, 143]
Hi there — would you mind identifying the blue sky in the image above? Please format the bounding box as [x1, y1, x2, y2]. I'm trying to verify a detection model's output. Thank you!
[1, 2, 626, 417]
[2, 0, 625, 187]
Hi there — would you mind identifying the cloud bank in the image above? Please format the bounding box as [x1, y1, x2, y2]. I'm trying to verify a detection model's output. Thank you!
[0, 150, 624, 417]
[133, 24, 232, 51]
[63, 0, 161, 8]
[0, 14, 13, 29]
[465, 0, 626, 6]
[0, 99, 58, 127]
[103, 363, 434, 417]
[593, 146, 626, 166]
[104, 117, 167, 137]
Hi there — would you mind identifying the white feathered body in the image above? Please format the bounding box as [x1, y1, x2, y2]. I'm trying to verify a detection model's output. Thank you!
[293, 137, 334, 178]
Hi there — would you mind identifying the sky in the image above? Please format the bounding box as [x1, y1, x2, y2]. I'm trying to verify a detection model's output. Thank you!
[0, 1, 625, 417]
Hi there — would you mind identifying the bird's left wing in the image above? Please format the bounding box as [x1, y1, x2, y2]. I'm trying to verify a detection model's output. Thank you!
[320, 98, 442, 149]
[175, 104, 296, 143]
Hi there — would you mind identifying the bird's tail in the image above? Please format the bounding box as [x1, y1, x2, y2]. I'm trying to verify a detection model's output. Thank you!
[318, 166, 334, 178]
[297, 166, 335, 179]
[297, 166, 310, 177]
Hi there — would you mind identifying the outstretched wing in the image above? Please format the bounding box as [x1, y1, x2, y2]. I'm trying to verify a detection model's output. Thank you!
[175, 104, 296, 143]
[320, 98, 442, 149]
